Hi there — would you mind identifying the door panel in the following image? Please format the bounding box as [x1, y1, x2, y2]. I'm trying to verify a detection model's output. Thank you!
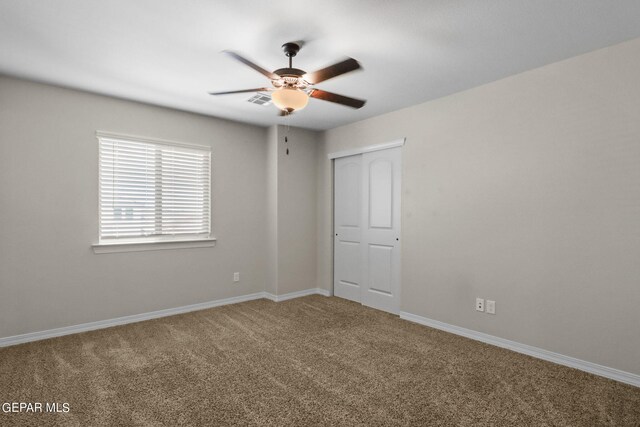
[368, 244, 393, 294]
[361, 148, 401, 314]
[337, 161, 361, 227]
[368, 159, 393, 229]
[334, 156, 362, 302]
[336, 241, 360, 284]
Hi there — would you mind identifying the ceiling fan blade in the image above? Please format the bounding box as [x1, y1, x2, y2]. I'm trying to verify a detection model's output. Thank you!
[223, 51, 279, 80]
[305, 58, 361, 84]
[209, 87, 271, 95]
[309, 89, 366, 109]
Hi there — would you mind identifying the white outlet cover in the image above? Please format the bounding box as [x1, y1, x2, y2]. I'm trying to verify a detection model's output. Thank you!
[476, 298, 485, 312]
[233, 272, 240, 282]
[486, 300, 496, 314]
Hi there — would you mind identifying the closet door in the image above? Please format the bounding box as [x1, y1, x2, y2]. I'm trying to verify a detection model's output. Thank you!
[333, 146, 401, 314]
[333, 155, 363, 302]
[360, 147, 401, 314]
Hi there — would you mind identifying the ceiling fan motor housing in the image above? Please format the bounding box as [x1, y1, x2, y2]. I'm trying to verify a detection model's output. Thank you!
[272, 69, 308, 88]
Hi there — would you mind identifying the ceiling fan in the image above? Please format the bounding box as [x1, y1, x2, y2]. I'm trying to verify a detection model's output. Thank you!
[209, 42, 366, 115]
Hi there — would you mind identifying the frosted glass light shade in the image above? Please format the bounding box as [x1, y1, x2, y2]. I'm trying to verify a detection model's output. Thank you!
[272, 88, 309, 111]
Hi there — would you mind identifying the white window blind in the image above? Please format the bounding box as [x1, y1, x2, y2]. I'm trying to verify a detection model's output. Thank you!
[98, 134, 211, 243]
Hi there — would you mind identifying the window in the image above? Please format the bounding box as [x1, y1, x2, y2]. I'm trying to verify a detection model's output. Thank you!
[98, 133, 211, 245]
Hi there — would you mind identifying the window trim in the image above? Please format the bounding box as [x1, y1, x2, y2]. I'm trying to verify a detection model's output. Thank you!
[93, 131, 214, 252]
[92, 238, 217, 254]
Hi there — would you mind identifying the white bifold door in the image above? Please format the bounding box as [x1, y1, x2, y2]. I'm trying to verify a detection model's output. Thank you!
[333, 147, 401, 314]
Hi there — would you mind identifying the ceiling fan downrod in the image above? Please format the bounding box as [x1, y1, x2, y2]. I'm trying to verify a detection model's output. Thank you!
[282, 42, 300, 68]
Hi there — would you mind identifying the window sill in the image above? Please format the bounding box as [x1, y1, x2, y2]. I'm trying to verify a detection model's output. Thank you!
[92, 238, 217, 254]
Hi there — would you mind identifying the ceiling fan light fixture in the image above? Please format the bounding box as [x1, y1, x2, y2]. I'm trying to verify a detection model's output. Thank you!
[271, 88, 308, 112]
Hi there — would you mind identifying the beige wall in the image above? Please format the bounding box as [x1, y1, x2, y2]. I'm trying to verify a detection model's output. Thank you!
[0, 76, 269, 338]
[270, 125, 319, 295]
[266, 126, 279, 295]
[319, 38, 640, 375]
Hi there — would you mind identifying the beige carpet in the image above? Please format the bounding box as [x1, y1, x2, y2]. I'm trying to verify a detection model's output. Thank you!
[1, 296, 639, 426]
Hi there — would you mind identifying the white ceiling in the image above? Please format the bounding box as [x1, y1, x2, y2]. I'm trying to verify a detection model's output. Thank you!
[1, 1, 640, 131]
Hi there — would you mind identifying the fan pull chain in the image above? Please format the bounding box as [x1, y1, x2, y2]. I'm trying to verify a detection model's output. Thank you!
[284, 132, 290, 155]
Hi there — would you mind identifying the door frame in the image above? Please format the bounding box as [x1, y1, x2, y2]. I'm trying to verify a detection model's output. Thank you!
[328, 138, 406, 160]
[329, 138, 405, 311]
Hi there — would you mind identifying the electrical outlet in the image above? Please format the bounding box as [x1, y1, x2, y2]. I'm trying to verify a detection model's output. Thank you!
[233, 272, 240, 282]
[486, 300, 496, 314]
[476, 298, 484, 312]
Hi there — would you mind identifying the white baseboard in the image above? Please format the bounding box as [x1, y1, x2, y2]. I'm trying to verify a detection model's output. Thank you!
[400, 311, 640, 388]
[0, 289, 329, 348]
[263, 288, 331, 302]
